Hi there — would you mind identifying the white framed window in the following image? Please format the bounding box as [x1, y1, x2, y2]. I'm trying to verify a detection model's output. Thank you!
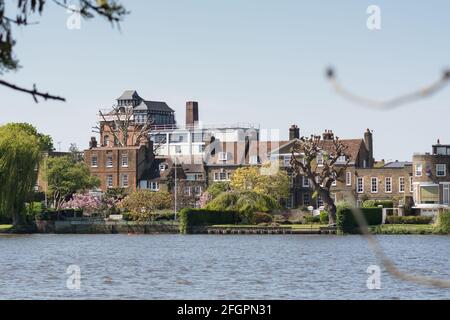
[409, 176, 413, 193]
[357, 177, 364, 193]
[121, 154, 129, 167]
[443, 184, 449, 205]
[346, 172, 352, 186]
[249, 155, 258, 165]
[363, 160, 367, 168]
[303, 193, 310, 206]
[415, 164, 422, 177]
[194, 186, 202, 196]
[317, 195, 324, 208]
[371, 177, 378, 193]
[103, 135, 110, 147]
[214, 171, 230, 181]
[175, 145, 182, 154]
[399, 177, 405, 193]
[337, 155, 346, 163]
[106, 175, 113, 188]
[184, 186, 191, 196]
[121, 174, 129, 187]
[385, 177, 392, 193]
[283, 155, 291, 167]
[436, 164, 446, 177]
[106, 154, 113, 168]
[332, 180, 337, 187]
[316, 153, 323, 166]
[91, 155, 98, 167]
[302, 176, 310, 187]
[218, 152, 228, 161]
[149, 182, 159, 191]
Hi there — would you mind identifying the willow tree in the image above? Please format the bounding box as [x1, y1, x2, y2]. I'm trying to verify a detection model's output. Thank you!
[0, 125, 41, 225]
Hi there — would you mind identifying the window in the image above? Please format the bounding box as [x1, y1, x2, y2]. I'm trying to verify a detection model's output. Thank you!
[151, 134, 167, 144]
[399, 177, 405, 193]
[409, 176, 414, 193]
[249, 155, 258, 165]
[357, 177, 364, 193]
[169, 133, 187, 143]
[363, 160, 367, 168]
[346, 172, 352, 186]
[103, 135, 110, 147]
[317, 153, 323, 166]
[302, 176, 310, 187]
[121, 154, 129, 167]
[184, 187, 191, 196]
[385, 177, 392, 193]
[194, 186, 202, 196]
[121, 174, 129, 187]
[159, 163, 167, 171]
[332, 180, 337, 187]
[420, 185, 439, 204]
[191, 132, 203, 143]
[283, 155, 291, 167]
[149, 182, 159, 191]
[91, 155, 98, 167]
[214, 171, 230, 181]
[443, 184, 449, 205]
[436, 164, 446, 177]
[175, 146, 182, 154]
[106, 175, 113, 188]
[415, 164, 422, 177]
[317, 195, 324, 208]
[218, 152, 228, 161]
[106, 154, 113, 167]
[371, 177, 378, 193]
[337, 155, 346, 163]
[303, 193, 310, 206]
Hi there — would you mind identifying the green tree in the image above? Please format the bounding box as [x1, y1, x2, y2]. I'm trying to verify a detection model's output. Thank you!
[3, 123, 54, 152]
[46, 156, 100, 209]
[230, 163, 290, 201]
[0, 0, 127, 102]
[206, 182, 230, 199]
[0, 125, 41, 225]
[119, 190, 173, 221]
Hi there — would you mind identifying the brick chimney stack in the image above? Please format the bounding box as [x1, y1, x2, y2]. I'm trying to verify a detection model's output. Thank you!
[322, 129, 334, 140]
[364, 128, 374, 168]
[289, 124, 300, 140]
[186, 101, 199, 127]
[89, 137, 97, 149]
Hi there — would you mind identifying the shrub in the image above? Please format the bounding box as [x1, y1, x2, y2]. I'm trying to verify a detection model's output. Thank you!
[119, 190, 173, 221]
[320, 210, 329, 224]
[254, 212, 273, 224]
[386, 216, 433, 225]
[362, 200, 393, 208]
[434, 211, 450, 234]
[179, 208, 242, 233]
[205, 191, 279, 223]
[337, 207, 383, 234]
[304, 215, 320, 224]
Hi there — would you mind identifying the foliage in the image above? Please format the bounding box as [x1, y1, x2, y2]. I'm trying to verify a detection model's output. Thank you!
[179, 208, 241, 234]
[434, 211, 450, 234]
[386, 216, 433, 225]
[320, 210, 329, 224]
[304, 215, 320, 224]
[0, 124, 41, 225]
[254, 212, 273, 224]
[205, 191, 279, 223]
[336, 207, 383, 234]
[370, 224, 435, 235]
[206, 182, 230, 199]
[61, 193, 103, 214]
[230, 164, 290, 201]
[118, 190, 173, 221]
[362, 200, 393, 208]
[3, 123, 54, 152]
[46, 156, 100, 209]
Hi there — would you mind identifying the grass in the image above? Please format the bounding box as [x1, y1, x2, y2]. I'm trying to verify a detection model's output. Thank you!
[0, 224, 13, 232]
[210, 224, 327, 229]
[369, 224, 437, 235]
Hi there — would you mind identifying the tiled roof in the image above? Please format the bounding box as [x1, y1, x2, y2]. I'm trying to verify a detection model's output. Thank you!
[117, 90, 141, 101]
[383, 161, 412, 168]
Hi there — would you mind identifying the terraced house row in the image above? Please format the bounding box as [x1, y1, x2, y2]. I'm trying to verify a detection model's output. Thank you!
[84, 90, 450, 215]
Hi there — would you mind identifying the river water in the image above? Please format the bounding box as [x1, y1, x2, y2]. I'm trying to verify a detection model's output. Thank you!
[0, 234, 449, 299]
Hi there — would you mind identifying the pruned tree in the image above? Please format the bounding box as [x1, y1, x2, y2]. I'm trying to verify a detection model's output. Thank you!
[93, 105, 153, 147]
[290, 135, 350, 224]
[0, 0, 128, 102]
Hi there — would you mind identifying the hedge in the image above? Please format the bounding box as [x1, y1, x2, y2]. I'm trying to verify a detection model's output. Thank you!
[254, 212, 273, 224]
[435, 211, 450, 234]
[36, 208, 83, 221]
[362, 200, 393, 208]
[337, 207, 382, 234]
[386, 216, 433, 225]
[179, 208, 242, 234]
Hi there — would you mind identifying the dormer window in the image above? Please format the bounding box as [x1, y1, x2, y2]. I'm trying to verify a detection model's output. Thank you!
[159, 163, 168, 171]
[218, 152, 228, 161]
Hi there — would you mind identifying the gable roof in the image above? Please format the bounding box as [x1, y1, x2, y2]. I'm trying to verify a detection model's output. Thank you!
[270, 138, 365, 162]
[142, 100, 174, 113]
[117, 90, 141, 101]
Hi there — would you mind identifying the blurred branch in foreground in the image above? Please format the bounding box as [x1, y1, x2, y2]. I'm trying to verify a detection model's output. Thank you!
[326, 67, 450, 110]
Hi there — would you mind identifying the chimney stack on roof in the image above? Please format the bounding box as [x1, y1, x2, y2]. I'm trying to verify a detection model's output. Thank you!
[322, 129, 334, 140]
[89, 137, 97, 149]
[289, 124, 300, 140]
[186, 101, 199, 128]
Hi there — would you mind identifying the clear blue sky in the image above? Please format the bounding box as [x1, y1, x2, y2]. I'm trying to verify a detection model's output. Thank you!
[1, 0, 450, 161]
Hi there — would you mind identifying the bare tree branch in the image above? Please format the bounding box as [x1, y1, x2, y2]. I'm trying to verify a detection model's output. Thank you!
[0, 79, 66, 102]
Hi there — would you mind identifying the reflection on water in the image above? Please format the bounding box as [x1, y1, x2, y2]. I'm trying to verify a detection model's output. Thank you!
[0, 234, 449, 299]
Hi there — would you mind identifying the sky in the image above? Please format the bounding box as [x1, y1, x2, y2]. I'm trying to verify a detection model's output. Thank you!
[1, 0, 450, 161]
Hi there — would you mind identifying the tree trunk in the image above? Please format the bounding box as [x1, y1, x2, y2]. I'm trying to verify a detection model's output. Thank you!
[320, 190, 337, 224]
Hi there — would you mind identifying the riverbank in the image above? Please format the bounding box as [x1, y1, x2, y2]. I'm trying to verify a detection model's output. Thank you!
[369, 224, 442, 235]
